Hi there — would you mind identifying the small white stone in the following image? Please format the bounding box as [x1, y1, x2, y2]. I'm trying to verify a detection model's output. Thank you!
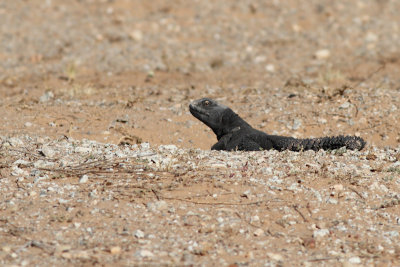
[339, 102, 351, 109]
[140, 142, 150, 149]
[2, 246, 12, 253]
[146, 200, 168, 212]
[79, 175, 89, 184]
[265, 64, 275, 72]
[33, 159, 54, 168]
[110, 246, 122, 254]
[130, 30, 143, 41]
[75, 147, 91, 154]
[379, 184, 388, 193]
[40, 91, 54, 102]
[313, 229, 330, 238]
[292, 23, 301, 32]
[251, 215, 260, 223]
[41, 145, 56, 158]
[24, 122, 33, 127]
[134, 229, 145, 238]
[253, 228, 264, 236]
[314, 49, 330, 59]
[135, 249, 154, 258]
[242, 190, 252, 198]
[210, 163, 226, 169]
[326, 198, 338, 204]
[331, 184, 344, 191]
[254, 55, 266, 63]
[292, 118, 302, 130]
[8, 137, 24, 147]
[13, 159, 30, 166]
[159, 144, 178, 153]
[267, 252, 283, 261]
[365, 32, 378, 42]
[11, 166, 25, 176]
[261, 167, 273, 174]
[348, 256, 361, 264]
[385, 231, 399, 237]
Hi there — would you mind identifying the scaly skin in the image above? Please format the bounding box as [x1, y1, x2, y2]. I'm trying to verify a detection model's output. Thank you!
[189, 98, 366, 151]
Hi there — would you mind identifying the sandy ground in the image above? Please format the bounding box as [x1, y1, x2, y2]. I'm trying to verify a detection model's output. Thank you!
[1, 0, 400, 266]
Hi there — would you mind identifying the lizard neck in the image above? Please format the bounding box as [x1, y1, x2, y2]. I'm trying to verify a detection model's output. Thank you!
[216, 111, 251, 140]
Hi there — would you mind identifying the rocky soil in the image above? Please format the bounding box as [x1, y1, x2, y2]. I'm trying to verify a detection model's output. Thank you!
[1, 0, 400, 266]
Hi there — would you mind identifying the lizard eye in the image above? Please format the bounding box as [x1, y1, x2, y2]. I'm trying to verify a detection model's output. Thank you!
[203, 100, 210, 106]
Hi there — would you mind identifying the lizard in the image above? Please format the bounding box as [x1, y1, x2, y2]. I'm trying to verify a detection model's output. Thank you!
[189, 98, 366, 151]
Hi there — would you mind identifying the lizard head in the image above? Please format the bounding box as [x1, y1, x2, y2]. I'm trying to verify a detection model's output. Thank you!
[189, 98, 243, 139]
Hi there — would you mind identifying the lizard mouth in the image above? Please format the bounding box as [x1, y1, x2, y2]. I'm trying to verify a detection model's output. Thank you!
[189, 104, 209, 117]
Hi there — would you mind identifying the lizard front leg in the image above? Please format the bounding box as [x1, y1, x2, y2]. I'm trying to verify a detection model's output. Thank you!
[211, 133, 232, 150]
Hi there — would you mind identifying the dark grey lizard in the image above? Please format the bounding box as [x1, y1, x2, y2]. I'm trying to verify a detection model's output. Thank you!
[189, 98, 366, 151]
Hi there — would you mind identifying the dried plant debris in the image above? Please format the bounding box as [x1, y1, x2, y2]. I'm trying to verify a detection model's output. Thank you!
[0, 135, 399, 265]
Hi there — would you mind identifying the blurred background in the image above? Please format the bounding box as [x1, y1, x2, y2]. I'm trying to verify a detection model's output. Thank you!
[0, 0, 399, 148]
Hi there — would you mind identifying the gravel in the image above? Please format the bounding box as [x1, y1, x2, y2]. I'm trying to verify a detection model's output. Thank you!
[0, 135, 399, 265]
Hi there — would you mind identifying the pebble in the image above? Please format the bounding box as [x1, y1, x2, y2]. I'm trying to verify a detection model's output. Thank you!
[288, 118, 302, 130]
[250, 215, 260, 223]
[260, 167, 273, 174]
[267, 252, 283, 261]
[110, 246, 122, 254]
[140, 142, 150, 149]
[292, 118, 302, 130]
[313, 229, 330, 238]
[11, 166, 26, 176]
[13, 159, 31, 166]
[2, 246, 11, 253]
[253, 228, 264, 236]
[135, 249, 154, 258]
[242, 190, 252, 198]
[265, 64, 275, 72]
[348, 256, 361, 264]
[314, 49, 330, 59]
[331, 184, 344, 191]
[254, 55, 266, 63]
[134, 229, 145, 238]
[55, 245, 72, 253]
[8, 137, 24, 147]
[339, 102, 351, 109]
[159, 144, 178, 153]
[130, 30, 143, 41]
[79, 175, 89, 183]
[75, 147, 91, 154]
[147, 200, 168, 212]
[210, 163, 226, 169]
[41, 145, 56, 158]
[40, 91, 54, 102]
[33, 160, 54, 168]
[365, 32, 378, 42]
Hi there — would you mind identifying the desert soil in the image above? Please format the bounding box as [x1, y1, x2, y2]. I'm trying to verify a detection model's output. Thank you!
[1, 0, 400, 266]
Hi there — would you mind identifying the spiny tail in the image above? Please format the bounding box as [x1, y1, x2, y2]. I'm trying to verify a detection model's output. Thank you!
[278, 135, 366, 152]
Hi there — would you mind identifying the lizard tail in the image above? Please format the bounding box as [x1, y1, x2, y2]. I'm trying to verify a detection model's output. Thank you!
[282, 135, 366, 151]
